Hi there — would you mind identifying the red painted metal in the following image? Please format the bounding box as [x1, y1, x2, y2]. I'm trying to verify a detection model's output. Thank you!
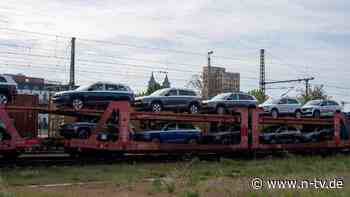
[65, 101, 246, 153]
[1, 100, 350, 155]
[251, 108, 344, 150]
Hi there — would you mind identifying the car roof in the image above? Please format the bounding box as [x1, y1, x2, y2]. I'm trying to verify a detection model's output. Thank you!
[94, 81, 130, 87]
[1, 74, 17, 85]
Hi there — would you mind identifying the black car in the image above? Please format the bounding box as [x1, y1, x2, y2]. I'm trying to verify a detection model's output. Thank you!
[0, 74, 17, 104]
[201, 124, 241, 144]
[259, 125, 303, 144]
[53, 82, 134, 110]
[134, 88, 201, 113]
[302, 128, 333, 143]
[58, 122, 119, 141]
[202, 92, 257, 114]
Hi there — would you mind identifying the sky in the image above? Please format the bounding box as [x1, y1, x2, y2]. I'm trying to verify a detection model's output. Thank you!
[0, 0, 349, 110]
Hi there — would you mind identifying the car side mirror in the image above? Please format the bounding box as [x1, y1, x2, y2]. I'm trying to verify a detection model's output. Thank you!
[164, 93, 170, 96]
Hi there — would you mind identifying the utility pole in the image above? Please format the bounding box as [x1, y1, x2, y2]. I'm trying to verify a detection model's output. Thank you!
[207, 51, 214, 99]
[69, 37, 76, 89]
[305, 78, 311, 97]
[265, 77, 315, 96]
[259, 49, 266, 94]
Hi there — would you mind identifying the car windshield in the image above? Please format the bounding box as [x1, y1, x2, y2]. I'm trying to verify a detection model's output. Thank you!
[75, 84, 91, 91]
[150, 89, 169, 96]
[263, 98, 278, 104]
[211, 93, 231, 100]
[305, 100, 321, 106]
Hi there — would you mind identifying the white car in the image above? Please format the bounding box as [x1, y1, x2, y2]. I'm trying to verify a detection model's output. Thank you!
[301, 100, 341, 118]
[259, 97, 302, 118]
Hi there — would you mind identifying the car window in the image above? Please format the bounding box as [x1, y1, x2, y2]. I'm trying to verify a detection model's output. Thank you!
[178, 123, 195, 130]
[164, 123, 177, 131]
[288, 99, 299, 104]
[276, 127, 288, 133]
[287, 127, 297, 131]
[321, 101, 328, 106]
[0, 77, 7, 83]
[106, 84, 129, 91]
[227, 94, 238, 100]
[88, 83, 104, 91]
[179, 90, 196, 96]
[328, 101, 339, 106]
[239, 94, 254, 100]
[167, 89, 178, 96]
[279, 98, 288, 104]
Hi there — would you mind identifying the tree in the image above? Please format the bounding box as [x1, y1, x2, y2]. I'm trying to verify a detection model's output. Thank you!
[298, 84, 330, 104]
[146, 82, 162, 95]
[185, 74, 203, 96]
[248, 89, 268, 104]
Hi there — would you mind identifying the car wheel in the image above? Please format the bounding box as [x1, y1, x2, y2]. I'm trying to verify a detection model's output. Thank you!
[72, 98, 84, 110]
[151, 138, 160, 144]
[313, 111, 321, 119]
[189, 103, 199, 114]
[216, 106, 226, 114]
[151, 102, 162, 112]
[295, 110, 302, 119]
[271, 109, 279, 119]
[0, 94, 8, 105]
[77, 128, 91, 139]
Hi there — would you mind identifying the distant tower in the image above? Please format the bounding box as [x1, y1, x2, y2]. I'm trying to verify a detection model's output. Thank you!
[148, 72, 157, 87]
[162, 74, 171, 88]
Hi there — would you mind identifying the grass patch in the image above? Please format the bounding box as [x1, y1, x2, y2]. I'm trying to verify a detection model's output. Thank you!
[1, 154, 350, 196]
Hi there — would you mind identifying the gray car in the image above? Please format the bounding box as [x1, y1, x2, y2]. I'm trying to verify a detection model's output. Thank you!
[134, 88, 201, 113]
[301, 99, 342, 118]
[202, 92, 257, 114]
[259, 97, 302, 118]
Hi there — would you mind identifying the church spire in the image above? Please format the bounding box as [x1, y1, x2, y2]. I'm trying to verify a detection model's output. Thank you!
[162, 74, 170, 88]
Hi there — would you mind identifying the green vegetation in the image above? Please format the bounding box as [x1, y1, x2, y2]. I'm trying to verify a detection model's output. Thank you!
[248, 89, 268, 104]
[1, 154, 350, 196]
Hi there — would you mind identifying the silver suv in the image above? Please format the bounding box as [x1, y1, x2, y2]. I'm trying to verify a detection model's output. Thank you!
[134, 88, 201, 114]
[259, 97, 302, 118]
[301, 99, 341, 118]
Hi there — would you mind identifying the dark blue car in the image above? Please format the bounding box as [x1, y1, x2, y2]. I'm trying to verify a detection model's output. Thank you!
[133, 123, 201, 144]
[53, 82, 134, 110]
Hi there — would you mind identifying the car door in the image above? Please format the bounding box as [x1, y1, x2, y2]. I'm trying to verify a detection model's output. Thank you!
[177, 123, 196, 143]
[225, 93, 238, 108]
[177, 90, 191, 109]
[238, 94, 253, 107]
[319, 101, 330, 116]
[328, 101, 340, 115]
[277, 98, 288, 114]
[163, 89, 179, 110]
[287, 98, 300, 114]
[86, 83, 105, 105]
[160, 123, 177, 143]
[275, 126, 286, 142]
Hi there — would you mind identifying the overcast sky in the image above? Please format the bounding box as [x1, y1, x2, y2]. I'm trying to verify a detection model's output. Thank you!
[0, 0, 349, 110]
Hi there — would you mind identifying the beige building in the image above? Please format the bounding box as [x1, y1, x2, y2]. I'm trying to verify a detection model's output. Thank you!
[202, 66, 240, 99]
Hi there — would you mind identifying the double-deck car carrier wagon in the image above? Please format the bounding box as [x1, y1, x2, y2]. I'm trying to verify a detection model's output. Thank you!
[0, 96, 349, 159]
